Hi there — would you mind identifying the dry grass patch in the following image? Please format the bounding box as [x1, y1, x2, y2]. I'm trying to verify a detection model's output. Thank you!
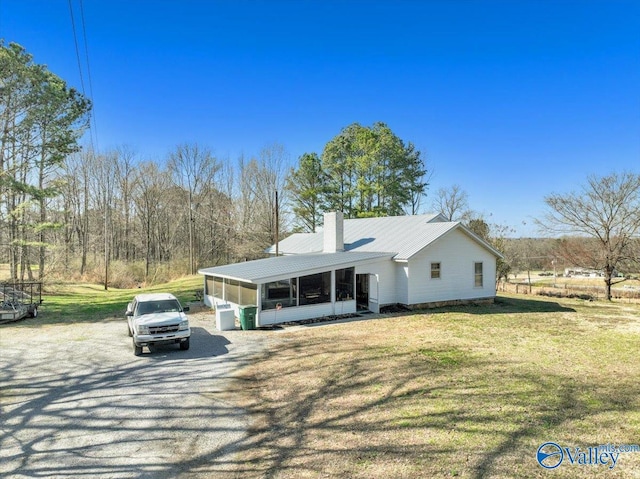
[230, 295, 640, 478]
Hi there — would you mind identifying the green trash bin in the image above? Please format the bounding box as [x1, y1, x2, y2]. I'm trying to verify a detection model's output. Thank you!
[239, 305, 257, 330]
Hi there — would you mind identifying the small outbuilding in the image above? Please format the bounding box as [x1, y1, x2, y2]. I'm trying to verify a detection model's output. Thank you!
[198, 212, 502, 327]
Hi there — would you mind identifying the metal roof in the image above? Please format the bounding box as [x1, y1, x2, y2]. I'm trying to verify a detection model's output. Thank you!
[265, 213, 502, 261]
[198, 251, 393, 284]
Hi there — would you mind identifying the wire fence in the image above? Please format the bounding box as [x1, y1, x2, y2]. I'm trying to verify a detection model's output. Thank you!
[498, 280, 640, 303]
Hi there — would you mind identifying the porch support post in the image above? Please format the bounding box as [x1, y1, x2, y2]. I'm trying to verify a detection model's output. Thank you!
[256, 284, 262, 327]
[330, 270, 336, 315]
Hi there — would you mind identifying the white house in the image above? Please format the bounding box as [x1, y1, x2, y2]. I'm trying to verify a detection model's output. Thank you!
[198, 212, 503, 327]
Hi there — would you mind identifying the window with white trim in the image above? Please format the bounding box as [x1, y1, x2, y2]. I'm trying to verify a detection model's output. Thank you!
[431, 262, 441, 279]
[474, 262, 483, 287]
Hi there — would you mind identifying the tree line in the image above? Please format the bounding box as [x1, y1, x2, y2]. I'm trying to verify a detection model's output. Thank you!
[1, 42, 430, 286]
[3, 41, 638, 299]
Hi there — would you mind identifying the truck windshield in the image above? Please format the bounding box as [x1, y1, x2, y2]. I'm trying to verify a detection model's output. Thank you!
[136, 300, 181, 316]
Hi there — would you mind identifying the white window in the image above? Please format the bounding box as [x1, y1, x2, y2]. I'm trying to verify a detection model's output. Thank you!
[431, 262, 441, 279]
[474, 262, 483, 287]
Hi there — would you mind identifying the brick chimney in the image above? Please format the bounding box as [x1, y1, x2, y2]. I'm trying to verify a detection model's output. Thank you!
[323, 211, 344, 253]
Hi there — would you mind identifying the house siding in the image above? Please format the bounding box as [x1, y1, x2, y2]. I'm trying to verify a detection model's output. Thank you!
[407, 228, 497, 305]
[355, 257, 398, 306]
[258, 302, 339, 326]
[201, 215, 503, 324]
[395, 263, 409, 305]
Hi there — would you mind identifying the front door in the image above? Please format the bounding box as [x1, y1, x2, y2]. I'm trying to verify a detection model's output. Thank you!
[356, 274, 379, 313]
[356, 274, 369, 311]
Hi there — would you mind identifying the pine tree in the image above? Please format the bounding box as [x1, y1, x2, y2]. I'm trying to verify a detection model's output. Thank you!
[286, 152, 327, 232]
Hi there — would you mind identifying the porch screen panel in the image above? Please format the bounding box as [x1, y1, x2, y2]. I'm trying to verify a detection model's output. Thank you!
[213, 277, 224, 300]
[299, 272, 331, 305]
[240, 282, 258, 305]
[335, 267, 355, 301]
[205, 276, 214, 295]
[225, 279, 240, 304]
[262, 279, 297, 310]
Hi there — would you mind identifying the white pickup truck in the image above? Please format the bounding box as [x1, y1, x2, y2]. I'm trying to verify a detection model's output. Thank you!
[126, 293, 191, 356]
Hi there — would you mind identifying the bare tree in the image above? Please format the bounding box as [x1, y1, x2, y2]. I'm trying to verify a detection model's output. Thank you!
[628, 238, 640, 270]
[89, 151, 117, 289]
[199, 159, 234, 266]
[234, 144, 290, 260]
[256, 143, 290, 243]
[113, 145, 138, 261]
[133, 161, 171, 278]
[235, 156, 273, 260]
[60, 150, 92, 275]
[431, 185, 470, 221]
[168, 143, 220, 275]
[537, 172, 640, 300]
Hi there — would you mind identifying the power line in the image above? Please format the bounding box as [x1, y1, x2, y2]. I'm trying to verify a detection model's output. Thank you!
[78, 0, 99, 152]
[68, 0, 98, 153]
[67, 0, 87, 94]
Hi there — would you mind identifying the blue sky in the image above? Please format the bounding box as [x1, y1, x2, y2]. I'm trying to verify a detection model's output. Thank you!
[2, 0, 639, 236]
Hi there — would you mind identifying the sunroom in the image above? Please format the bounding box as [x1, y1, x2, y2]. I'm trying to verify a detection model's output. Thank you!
[198, 251, 392, 327]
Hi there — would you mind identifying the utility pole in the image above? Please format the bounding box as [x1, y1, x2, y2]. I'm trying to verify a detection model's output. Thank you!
[104, 197, 109, 291]
[189, 190, 194, 275]
[275, 191, 279, 256]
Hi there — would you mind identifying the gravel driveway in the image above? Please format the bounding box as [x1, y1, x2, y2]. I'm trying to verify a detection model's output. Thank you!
[0, 310, 273, 479]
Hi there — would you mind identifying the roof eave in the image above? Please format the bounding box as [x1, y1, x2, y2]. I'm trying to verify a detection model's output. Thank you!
[198, 252, 395, 285]
[456, 224, 504, 259]
[399, 222, 504, 260]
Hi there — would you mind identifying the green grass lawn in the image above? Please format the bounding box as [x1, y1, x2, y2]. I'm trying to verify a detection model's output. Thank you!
[24, 275, 203, 324]
[231, 294, 640, 478]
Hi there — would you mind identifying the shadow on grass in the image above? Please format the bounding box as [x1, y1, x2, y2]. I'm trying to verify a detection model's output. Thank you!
[221, 333, 639, 478]
[3, 305, 638, 478]
[419, 295, 577, 316]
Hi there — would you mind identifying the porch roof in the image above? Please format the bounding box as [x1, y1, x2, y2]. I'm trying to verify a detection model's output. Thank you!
[198, 251, 393, 284]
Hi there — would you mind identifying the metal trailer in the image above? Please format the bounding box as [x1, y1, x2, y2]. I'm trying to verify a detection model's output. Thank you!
[0, 282, 43, 323]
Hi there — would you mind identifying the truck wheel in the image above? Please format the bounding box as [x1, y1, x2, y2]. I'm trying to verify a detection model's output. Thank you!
[29, 306, 38, 318]
[133, 340, 143, 356]
[180, 338, 190, 350]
